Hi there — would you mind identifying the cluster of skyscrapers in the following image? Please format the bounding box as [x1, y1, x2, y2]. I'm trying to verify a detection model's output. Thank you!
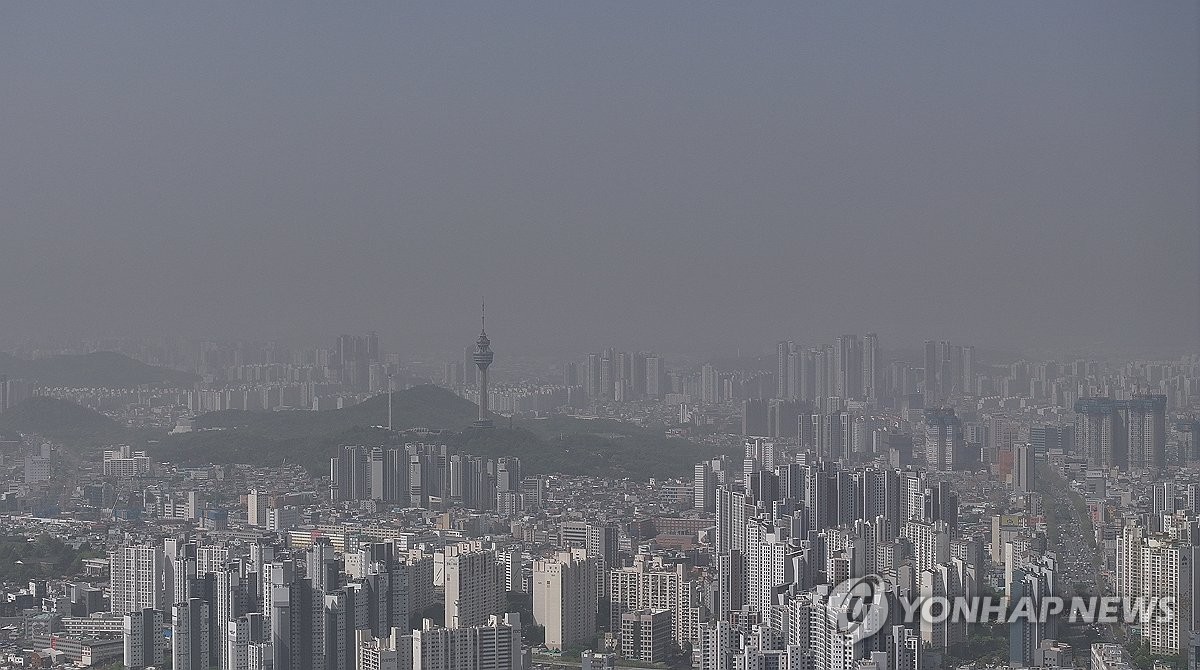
[330, 445, 535, 515]
[691, 448, 986, 670]
[575, 349, 669, 402]
[111, 536, 527, 670]
[1073, 395, 1168, 470]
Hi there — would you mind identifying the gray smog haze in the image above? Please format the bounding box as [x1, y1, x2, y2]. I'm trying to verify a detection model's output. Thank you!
[1, 3, 1197, 357]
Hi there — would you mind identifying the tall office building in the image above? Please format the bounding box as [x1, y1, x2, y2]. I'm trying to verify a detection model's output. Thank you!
[473, 305, 495, 428]
[445, 544, 503, 629]
[1029, 424, 1064, 455]
[533, 549, 598, 652]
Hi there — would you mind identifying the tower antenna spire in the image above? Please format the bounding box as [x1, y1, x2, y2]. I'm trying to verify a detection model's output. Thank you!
[472, 299, 494, 429]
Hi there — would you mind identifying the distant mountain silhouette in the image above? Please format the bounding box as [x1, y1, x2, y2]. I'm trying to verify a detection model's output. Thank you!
[194, 384, 478, 437]
[0, 351, 196, 388]
[160, 384, 729, 477]
[0, 396, 122, 437]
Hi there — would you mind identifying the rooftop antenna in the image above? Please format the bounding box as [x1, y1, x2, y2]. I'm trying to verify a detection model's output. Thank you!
[481, 298, 486, 333]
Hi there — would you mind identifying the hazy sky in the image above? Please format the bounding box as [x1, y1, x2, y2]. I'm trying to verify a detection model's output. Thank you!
[2, 3, 1197, 357]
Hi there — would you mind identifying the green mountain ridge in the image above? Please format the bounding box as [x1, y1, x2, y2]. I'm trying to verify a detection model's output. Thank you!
[0, 396, 125, 441]
[194, 385, 478, 437]
[160, 385, 727, 478]
[0, 351, 196, 388]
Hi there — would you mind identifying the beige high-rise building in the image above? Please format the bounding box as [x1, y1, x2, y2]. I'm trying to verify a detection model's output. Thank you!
[533, 549, 597, 651]
[444, 543, 503, 629]
[246, 490, 267, 527]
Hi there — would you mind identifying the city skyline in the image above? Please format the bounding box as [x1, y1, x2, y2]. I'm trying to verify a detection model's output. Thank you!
[1, 4, 1198, 670]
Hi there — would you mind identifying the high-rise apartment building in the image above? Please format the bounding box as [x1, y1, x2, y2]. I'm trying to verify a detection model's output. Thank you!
[111, 545, 164, 616]
[609, 556, 687, 646]
[1117, 523, 1199, 655]
[923, 340, 939, 401]
[172, 598, 210, 670]
[619, 610, 671, 663]
[246, 489, 268, 527]
[694, 462, 716, 512]
[444, 544, 503, 629]
[835, 334, 863, 400]
[1074, 395, 1166, 471]
[776, 341, 792, 399]
[862, 332, 879, 402]
[645, 355, 666, 398]
[701, 364, 719, 404]
[412, 613, 523, 670]
[924, 407, 964, 471]
[533, 549, 598, 652]
[124, 608, 164, 670]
